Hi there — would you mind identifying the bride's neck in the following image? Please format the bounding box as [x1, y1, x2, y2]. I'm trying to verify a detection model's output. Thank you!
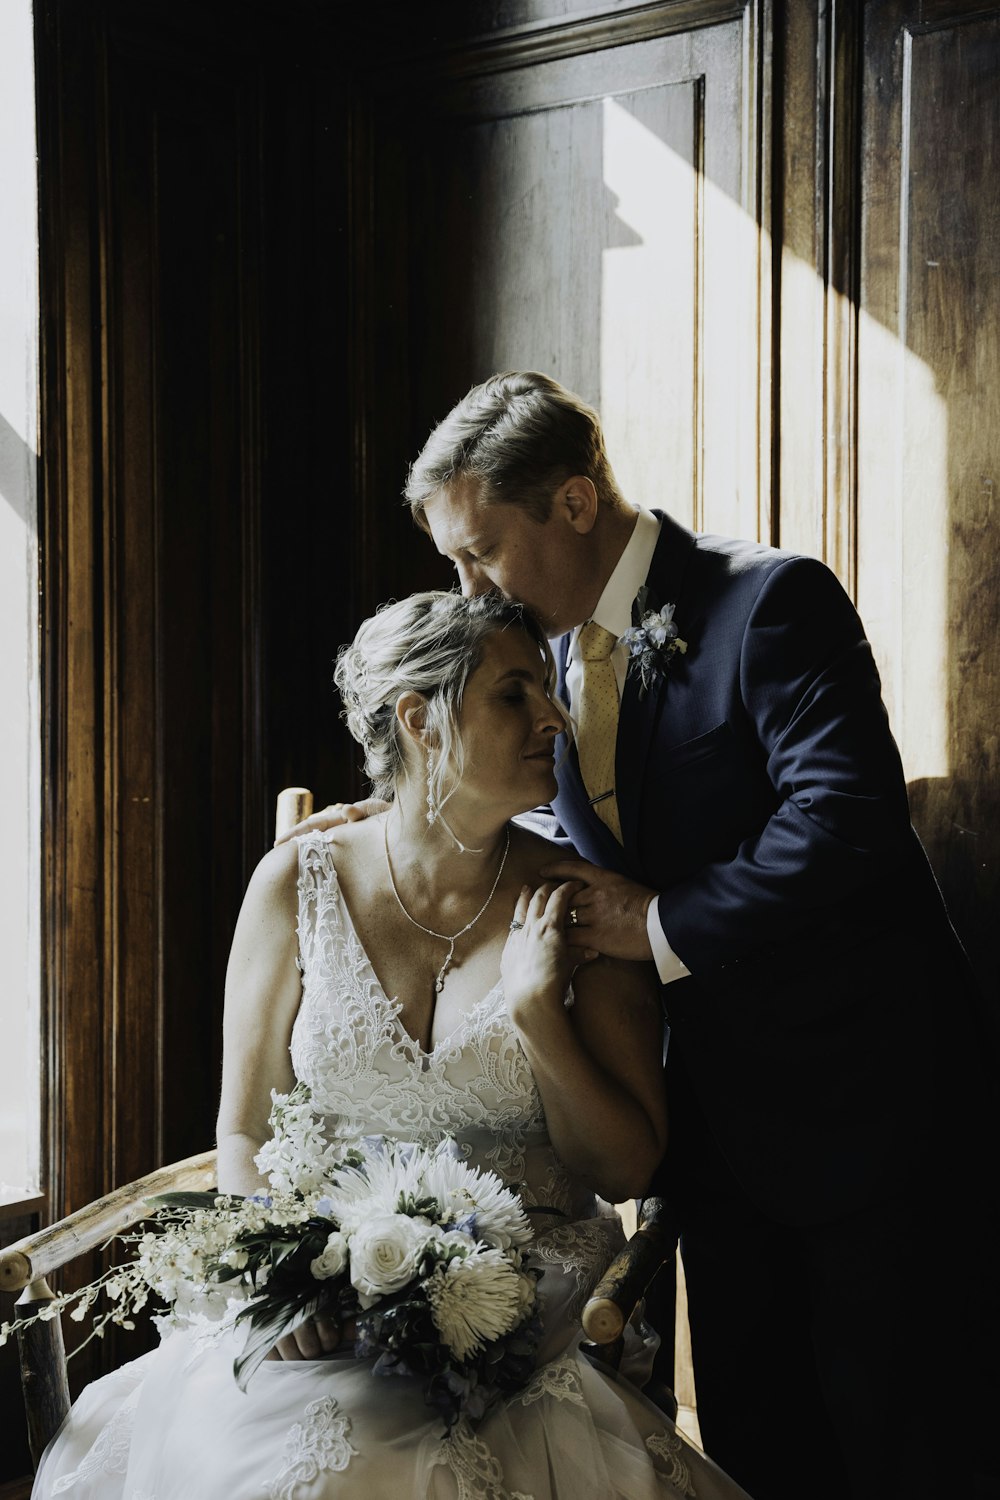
[385, 787, 509, 896]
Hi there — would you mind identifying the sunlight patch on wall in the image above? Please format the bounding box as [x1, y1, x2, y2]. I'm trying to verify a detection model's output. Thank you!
[599, 96, 695, 517]
[599, 95, 760, 541]
[0, 0, 41, 1202]
[857, 303, 950, 785]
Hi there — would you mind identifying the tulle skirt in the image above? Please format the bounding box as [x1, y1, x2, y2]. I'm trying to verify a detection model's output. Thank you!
[32, 1224, 752, 1500]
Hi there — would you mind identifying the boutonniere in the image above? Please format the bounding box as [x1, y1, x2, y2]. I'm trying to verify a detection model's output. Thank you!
[618, 586, 688, 697]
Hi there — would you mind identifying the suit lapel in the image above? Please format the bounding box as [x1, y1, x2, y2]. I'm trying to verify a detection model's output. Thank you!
[616, 512, 697, 858]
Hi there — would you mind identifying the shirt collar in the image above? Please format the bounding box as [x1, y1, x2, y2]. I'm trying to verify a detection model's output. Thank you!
[582, 507, 662, 641]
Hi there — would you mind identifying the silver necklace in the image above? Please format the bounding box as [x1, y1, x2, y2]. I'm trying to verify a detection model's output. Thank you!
[383, 818, 511, 994]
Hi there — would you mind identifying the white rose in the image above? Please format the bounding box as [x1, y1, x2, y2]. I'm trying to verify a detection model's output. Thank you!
[310, 1231, 348, 1282]
[349, 1213, 432, 1306]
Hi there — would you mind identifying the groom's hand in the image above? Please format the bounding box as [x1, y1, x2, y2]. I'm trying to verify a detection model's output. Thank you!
[273, 798, 389, 845]
[539, 858, 656, 962]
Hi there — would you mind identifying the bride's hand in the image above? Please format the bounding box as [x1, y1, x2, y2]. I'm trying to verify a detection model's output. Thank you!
[501, 881, 597, 1020]
[266, 1313, 356, 1361]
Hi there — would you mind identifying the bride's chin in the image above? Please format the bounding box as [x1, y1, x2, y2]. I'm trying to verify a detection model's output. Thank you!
[512, 770, 558, 812]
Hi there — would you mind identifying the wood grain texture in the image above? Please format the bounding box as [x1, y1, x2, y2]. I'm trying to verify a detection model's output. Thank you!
[32, 0, 353, 1409]
[13, 1284, 71, 1472]
[582, 1217, 680, 1341]
[859, 0, 1000, 1005]
[773, 0, 861, 582]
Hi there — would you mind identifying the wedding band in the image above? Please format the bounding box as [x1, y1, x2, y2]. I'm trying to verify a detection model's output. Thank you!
[567, 908, 580, 927]
[509, 919, 524, 932]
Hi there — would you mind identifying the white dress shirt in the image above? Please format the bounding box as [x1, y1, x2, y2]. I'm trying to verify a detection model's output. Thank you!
[565, 509, 691, 986]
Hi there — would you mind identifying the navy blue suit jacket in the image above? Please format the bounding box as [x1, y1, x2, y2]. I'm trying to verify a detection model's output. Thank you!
[549, 512, 979, 1225]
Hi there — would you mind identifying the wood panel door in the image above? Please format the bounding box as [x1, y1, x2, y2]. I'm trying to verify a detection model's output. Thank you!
[352, 0, 772, 616]
[859, 0, 1000, 1005]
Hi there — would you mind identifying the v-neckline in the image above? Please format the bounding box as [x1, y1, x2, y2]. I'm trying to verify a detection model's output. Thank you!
[329, 862, 505, 1060]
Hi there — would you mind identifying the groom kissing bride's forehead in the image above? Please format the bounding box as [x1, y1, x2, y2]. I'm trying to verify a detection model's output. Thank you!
[398, 369, 992, 1500]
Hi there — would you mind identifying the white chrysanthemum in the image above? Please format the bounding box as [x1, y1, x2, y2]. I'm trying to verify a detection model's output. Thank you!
[349, 1213, 434, 1307]
[417, 1152, 533, 1250]
[426, 1245, 528, 1361]
[310, 1231, 348, 1281]
[322, 1142, 425, 1235]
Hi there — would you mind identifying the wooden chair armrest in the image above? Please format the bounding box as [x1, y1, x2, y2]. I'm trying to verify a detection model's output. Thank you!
[581, 1199, 679, 1345]
[0, 1149, 217, 1295]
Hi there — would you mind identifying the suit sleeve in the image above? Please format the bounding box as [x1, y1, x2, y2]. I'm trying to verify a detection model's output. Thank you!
[657, 556, 916, 976]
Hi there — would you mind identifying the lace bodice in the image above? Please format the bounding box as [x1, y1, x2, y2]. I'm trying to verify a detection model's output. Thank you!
[290, 832, 595, 1227]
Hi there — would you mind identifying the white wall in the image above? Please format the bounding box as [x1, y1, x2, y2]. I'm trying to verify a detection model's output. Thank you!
[0, 0, 40, 1200]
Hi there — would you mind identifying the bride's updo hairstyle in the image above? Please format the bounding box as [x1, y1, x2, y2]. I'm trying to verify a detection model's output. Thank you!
[334, 591, 557, 811]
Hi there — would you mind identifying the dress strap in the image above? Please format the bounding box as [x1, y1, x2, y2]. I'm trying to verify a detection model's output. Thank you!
[295, 832, 343, 980]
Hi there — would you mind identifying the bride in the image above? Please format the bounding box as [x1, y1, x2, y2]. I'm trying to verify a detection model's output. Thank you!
[33, 590, 752, 1500]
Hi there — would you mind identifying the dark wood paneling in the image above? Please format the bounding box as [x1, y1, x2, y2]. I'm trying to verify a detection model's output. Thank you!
[0, 1212, 39, 1482]
[860, 0, 1000, 1006]
[32, 1, 357, 1415]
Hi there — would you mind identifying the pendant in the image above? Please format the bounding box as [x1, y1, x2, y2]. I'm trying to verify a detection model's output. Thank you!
[435, 940, 456, 994]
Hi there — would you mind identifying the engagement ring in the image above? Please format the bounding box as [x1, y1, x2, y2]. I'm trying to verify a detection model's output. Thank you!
[509, 919, 524, 932]
[567, 908, 580, 927]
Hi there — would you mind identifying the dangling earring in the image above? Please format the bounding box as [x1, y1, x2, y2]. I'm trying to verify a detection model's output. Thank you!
[425, 749, 439, 827]
[423, 746, 482, 854]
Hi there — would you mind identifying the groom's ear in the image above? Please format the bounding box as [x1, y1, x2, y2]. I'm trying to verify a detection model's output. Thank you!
[556, 475, 599, 535]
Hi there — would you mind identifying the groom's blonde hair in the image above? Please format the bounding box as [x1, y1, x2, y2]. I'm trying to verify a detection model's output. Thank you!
[404, 371, 623, 524]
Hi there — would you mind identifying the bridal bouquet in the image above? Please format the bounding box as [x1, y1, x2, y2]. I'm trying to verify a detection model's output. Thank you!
[1, 1086, 542, 1430]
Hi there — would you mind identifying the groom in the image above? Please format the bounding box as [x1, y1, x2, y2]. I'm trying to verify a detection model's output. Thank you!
[401, 373, 994, 1500]
[294, 372, 991, 1499]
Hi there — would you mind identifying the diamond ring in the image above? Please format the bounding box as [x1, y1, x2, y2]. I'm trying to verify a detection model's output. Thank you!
[567, 908, 580, 927]
[509, 919, 524, 932]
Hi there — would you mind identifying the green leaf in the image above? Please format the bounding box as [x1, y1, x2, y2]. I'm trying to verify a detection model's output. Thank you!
[233, 1294, 322, 1391]
[146, 1192, 227, 1211]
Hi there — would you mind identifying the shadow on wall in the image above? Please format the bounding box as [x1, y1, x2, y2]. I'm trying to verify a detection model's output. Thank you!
[0, 406, 36, 528]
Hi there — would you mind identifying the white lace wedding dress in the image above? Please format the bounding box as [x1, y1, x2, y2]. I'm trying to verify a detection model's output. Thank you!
[33, 833, 752, 1500]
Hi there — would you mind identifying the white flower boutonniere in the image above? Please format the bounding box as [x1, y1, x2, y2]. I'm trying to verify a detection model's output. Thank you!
[618, 588, 687, 698]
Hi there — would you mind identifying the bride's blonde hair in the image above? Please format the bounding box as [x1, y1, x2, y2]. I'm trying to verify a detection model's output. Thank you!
[334, 591, 557, 810]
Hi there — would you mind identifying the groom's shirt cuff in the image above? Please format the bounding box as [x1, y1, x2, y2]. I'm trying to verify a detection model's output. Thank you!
[646, 901, 691, 985]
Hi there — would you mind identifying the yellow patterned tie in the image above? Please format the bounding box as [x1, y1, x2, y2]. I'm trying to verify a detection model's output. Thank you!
[576, 620, 622, 842]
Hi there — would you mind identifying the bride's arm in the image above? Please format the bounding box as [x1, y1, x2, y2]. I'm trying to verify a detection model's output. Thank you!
[502, 882, 667, 1202]
[216, 841, 350, 1361]
[215, 842, 302, 1197]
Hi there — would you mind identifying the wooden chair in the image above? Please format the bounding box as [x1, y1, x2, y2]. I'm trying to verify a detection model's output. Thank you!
[1, 1151, 218, 1467]
[581, 1196, 682, 1419]
[1, 787, 683, 1467]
